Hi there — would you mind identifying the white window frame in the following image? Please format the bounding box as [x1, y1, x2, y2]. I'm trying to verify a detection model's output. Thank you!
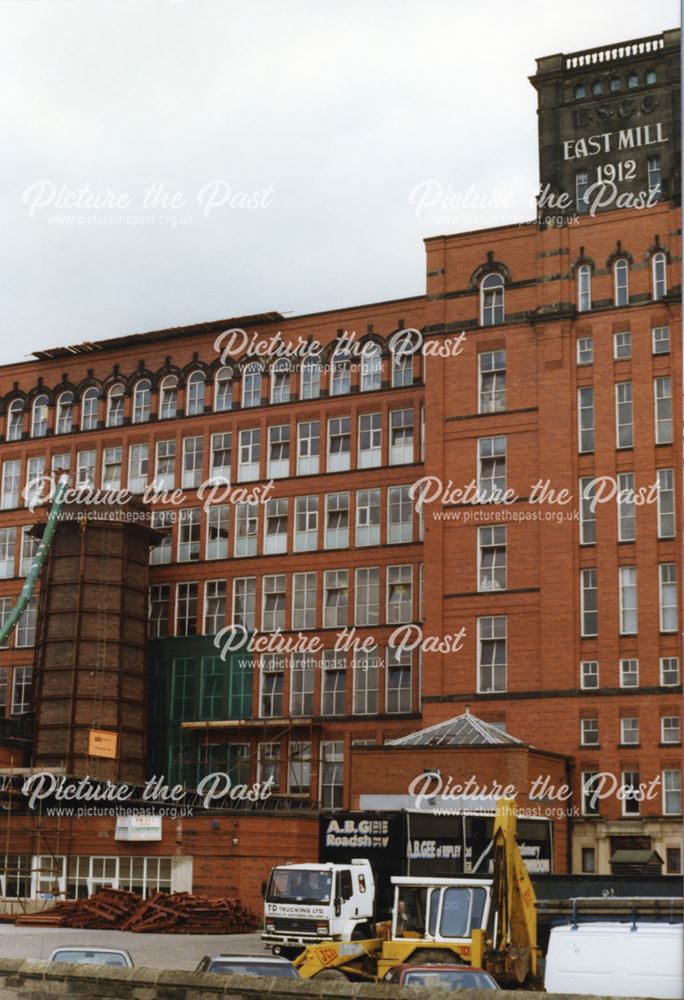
[356, 488, 381, 547]
[237, 428, 260, 483]
[294, 495, 318, 552]
[580, 660, 599, 690]
[358, 412, 382, 468]
[297, 420, 320, 476]
[477, 615, 507, 693]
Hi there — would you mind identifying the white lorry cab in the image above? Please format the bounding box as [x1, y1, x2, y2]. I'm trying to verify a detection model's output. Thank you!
[262, 859, 375, 952]
[544, 922, 684, 1000]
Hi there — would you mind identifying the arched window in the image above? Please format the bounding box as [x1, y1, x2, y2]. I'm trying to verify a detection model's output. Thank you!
[270, 358, 291, 404]
[652, 252, 667, 301]
[613, 259, 629, 307]
[577, 265, 591, 312]
[7, 400, 24, 441]
[392, 349, 413, 388]
[627, 72, 638, 89]
[214, 367, 233, 412]
[646, 69, 657, 85]
[242, 363, 262, 408]
[159, 375, 178, 420]
[81, 387, 99, 430]
[574, 83, 585, 99]
[106, 383, 125, 427]
[330, 349, 351, 396]
[186, 371, 206, 416]
[132, 379, 151, 423]
[610, 77, 621, 92]
[591, 80, 603, 95]
[56, 391, 73, 435]
[360, 343, 382, 392]
[31, 395, 49, 438]
[480, 273, 504, 326]
[300, 354, 320, 400]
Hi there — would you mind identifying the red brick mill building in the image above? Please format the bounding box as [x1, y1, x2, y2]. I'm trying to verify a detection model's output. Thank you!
[0, 30, 680, 913]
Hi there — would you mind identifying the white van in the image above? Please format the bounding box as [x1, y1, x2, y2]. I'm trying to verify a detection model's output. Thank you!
[545, 922, 684, 999]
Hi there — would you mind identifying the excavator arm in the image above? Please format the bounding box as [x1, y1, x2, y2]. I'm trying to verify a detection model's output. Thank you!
[487, 797, 540, 986]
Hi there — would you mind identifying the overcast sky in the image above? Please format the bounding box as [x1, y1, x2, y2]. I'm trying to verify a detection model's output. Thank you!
[0, 0, 679, 365]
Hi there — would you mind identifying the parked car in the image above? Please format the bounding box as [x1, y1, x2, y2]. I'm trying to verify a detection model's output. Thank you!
[48, 947, 133, 968]
[383, 963, 500, 989]
[196, 954, 299, 978]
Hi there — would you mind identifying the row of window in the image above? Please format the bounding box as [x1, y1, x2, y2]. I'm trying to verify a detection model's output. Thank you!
[473, 614, 678, 694]
[479, 250, 667, 328]
[149, 488, 419, 566]
[259, 649, 412, 719]
[3, 408, 422, 509]
[0, 853, 172, 900]
[581, 844, 681, 876]
[580, 657, 680, 689]
[577, 326, 670, 364]
[577, 377, 673, 452]
[574, 69, 658, 99]
[579, 714, 680, 747]
[576, 252, 667, 309]
[149, 566, 423, 638]
[581, 769, 681, 817]
[580, 563, 677, 637]
[579, 469, 675, 543]
[188, 739, 343, 806]
[4, 347, 418, 440]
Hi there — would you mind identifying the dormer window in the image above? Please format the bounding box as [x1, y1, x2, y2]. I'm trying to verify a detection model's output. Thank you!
[7, 400, 24, 441]
[652, 252, 667, 301]
[56, 392, 73, 434]
[613, 259, 629, 307]
[214, 367, 233, 411]
[132, 379, 151, 423]
[159, 375, 178, 420]
[577, 265, 591, 312]
[270, 358, 291, 404]
[480, 273, 504, 327]
[31, 395, 49, 438]
[106, 383, 125, 427]
[242, 363, 262, 408]
[81, 387, 99, 430]
[360, 343, 382, 392]
[186, 371, 206, 415]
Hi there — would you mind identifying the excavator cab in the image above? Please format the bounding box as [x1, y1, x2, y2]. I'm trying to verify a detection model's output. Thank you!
[391, 878, 493, 944]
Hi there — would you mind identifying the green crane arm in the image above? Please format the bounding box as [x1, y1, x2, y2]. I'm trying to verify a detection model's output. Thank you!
[0, 475, 69, 647]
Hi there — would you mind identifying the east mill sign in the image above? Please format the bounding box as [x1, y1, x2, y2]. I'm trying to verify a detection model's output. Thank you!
[563, 123, 669, 161]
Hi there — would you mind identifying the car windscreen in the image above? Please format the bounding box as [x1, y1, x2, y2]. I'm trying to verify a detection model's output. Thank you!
[403, 970, 497, 989]
[266, 868, 332, 903]
[51, 951, 129, 966]
[207, 961, 298, 978]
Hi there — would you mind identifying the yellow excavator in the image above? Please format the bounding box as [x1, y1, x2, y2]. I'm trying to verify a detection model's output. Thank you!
[294, 798, 540, 987]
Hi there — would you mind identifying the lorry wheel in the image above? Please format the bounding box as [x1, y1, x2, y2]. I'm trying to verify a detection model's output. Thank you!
[351, 922, 373, 940]
[313, 969, 348, 981]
